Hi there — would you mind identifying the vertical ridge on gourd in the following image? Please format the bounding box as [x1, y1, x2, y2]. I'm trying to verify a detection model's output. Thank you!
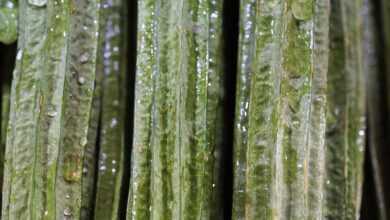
[2, 0, 50, 218]
[233, 0, 329, 219]
[81, 46, 103, 219]
[232, 0, 283, 219]
[127, 0, 224, 219]
[55, 0, 100, 219]
[93, 0, 127, 219]
[324, 0, 365, 219]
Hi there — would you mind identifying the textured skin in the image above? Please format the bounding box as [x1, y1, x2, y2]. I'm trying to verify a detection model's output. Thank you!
[127, 0, 224, 219]
[2, 0, 100, 219]
[93, 0, 127, 219]
[324, 0, 365, 219]
[0, 0, 17, 45]
[55, 0, 100, 218]
[0, 7, 17, 45]
[232, 0, 329, 219]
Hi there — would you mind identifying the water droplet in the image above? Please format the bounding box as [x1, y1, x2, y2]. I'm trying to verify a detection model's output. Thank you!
[83, 167, 88, 174]
[359, 130, 365, 136]
[298, 163, 303, 168]
[79, 52, 89, 63]
[78, 76, 86, 85]
[63, 207, 72, 216]
[110, 118, 118, 128]
[212, 184, 215, 188]
[112, 160, 116, 164]
[112, 168, 116, 173]
[100, 165, 106, 171]
[28, 0, 47, 7]
[44, 210, 48, 216]
[326, 180, 330, 185]
[16, 50, 23, 60]
[65, 194, 70, 199]
[80, 137, 87, 146]
[6, 1, 14, 8]
[47, 110, 58, 117]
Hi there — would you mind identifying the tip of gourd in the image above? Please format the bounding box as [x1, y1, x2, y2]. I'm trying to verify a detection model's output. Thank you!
[0, 8, 18, 44]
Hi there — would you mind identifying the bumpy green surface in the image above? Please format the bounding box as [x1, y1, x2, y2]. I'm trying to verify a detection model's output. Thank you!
[324, 0, 365, 219]
[93, 0, 127, 219]
[127, 0, 224, 219]
[0, 0, 17, 45]
[1, 0, 100, 219]
[232, 0, 329, 219]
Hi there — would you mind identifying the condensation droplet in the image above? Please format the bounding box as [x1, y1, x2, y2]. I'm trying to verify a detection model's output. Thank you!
[78, 77, 86, 85]
[112, 168, 116, 173]
[47, 110, 58, 117]
[28, 0, 47, 7]
[16, 50, 23, 60]
[110, 118, 118, 128]
[79, 52, 89, 63]
[80, 137, 87, 146]
[63, 207, 72, 216]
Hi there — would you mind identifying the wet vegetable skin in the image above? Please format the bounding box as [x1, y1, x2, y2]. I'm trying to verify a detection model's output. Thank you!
[127, 0, 224, 219]
[233, 0, 330, 219]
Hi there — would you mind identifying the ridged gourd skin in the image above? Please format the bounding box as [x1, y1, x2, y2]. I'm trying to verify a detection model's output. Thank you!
[0, 0, 17, 45]
[127, 0, 224, 219]
[1, 0, 100, 219]
[232, 0, 330, 219]
[324, 0, 366, 219]
[93, 0, 128, 219]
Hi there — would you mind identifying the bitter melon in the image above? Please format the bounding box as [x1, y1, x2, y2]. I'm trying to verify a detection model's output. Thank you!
[127, 0, 224, 219]
[232, 0, 329, 219]
[2, 0, 100, 219]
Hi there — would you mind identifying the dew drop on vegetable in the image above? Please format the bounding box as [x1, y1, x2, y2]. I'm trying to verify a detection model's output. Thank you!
[79, 52, 89, 63]
[110, 118, 118, 128]
[47, 110, 58, 118]
[80, 137, 88, 146]
[63, 207, 72, 216]
[16, 49, 23, 60]
[28, 0, 47, 7]
[78, 76, 86, 85]
[6, 1, 14, 8]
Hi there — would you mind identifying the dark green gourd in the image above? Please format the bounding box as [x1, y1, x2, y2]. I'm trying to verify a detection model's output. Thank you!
[127, 0, 224, 219]
[1, 0, 100, 219]
[232, 0, 329, 219]
[324, 0, 366, 219]
[93, 0, 128, 219]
